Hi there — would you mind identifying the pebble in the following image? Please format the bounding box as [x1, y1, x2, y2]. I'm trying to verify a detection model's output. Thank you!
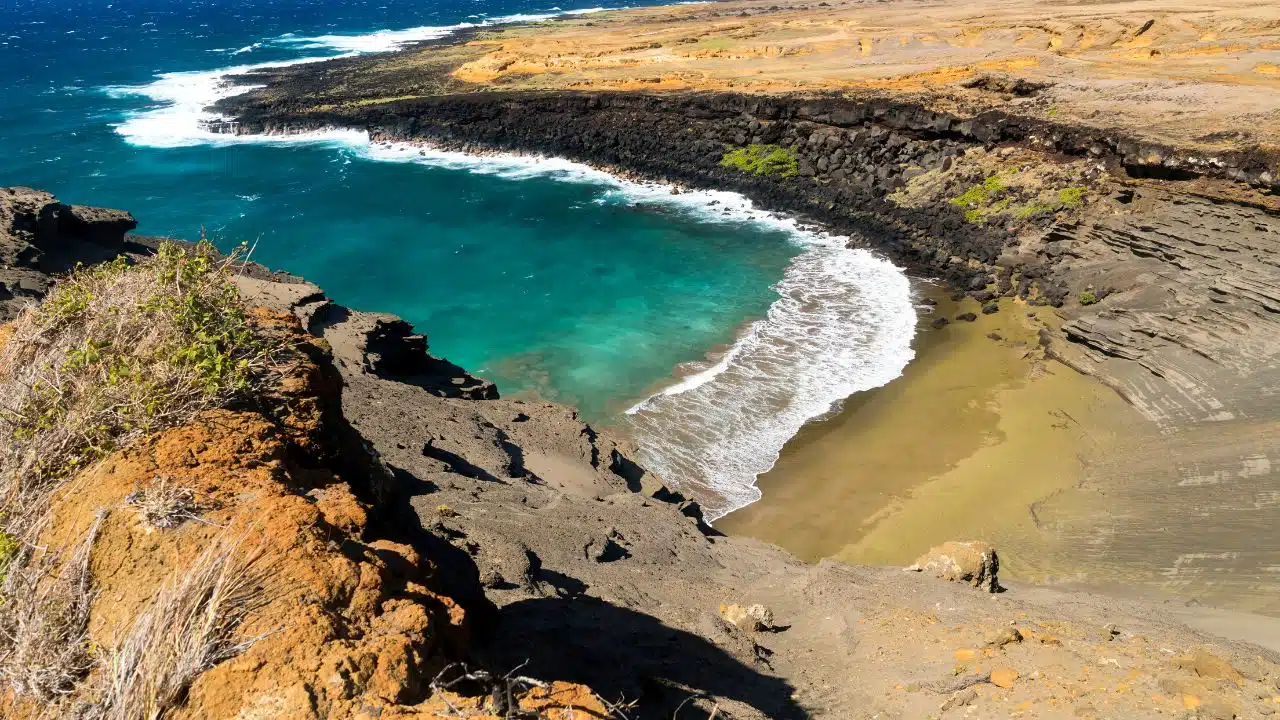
[990, 667, 1018, 689]
[985, 627, 1023, 647]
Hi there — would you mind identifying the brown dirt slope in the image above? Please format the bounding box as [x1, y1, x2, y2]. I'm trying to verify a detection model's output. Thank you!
[0, 225, 609, 718]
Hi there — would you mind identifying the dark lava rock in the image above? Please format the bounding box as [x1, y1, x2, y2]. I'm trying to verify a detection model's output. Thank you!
[982, 302, 1000, 315]
[931, 317, 950, 329]
[956, 312, 978, 322]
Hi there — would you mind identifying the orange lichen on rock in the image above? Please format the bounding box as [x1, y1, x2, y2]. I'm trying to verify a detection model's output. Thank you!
[23, 312, 471, 718]
[519, 681, 613, 719]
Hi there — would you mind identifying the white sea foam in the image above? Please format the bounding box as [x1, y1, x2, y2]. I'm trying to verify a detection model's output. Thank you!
[273, 7, 609, 54]
[106, 53, 369, 148]
[108, 6, 617, 148]
[356, 141, 918, 520]
[626, 241, 916, 520]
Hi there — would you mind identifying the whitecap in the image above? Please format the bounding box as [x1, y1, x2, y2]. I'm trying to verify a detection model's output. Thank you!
[109, 6, 620, 147]
[106, 54, 367, 148]
[274, 6, 610, 54]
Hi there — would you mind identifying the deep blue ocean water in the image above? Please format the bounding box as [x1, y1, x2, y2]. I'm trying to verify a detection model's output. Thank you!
[0, 0, 917, 516]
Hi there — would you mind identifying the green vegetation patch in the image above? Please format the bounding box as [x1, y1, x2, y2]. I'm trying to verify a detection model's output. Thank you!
[1059, 186, 1086, 208]
[1079, 290, 1099, 306]
[721, 144, 800, 178]
[0, 239, 287, 530]
[951, 175, 1010, 224]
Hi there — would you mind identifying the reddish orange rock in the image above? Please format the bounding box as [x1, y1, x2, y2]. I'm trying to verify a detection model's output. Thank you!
[991, 668, 1019, 689]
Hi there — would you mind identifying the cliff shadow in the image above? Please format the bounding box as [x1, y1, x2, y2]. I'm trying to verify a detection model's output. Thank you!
[482, 596, 806, 719]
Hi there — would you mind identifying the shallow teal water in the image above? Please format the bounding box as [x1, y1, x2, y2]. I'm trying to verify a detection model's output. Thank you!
[1, 0, 917, 515]
[0, 0, 800, 420]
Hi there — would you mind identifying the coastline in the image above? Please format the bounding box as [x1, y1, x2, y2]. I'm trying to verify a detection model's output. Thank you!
[125, 0, 1280, 614]
[13, 0, 1280, 711]
[719, 283, 1149, 583]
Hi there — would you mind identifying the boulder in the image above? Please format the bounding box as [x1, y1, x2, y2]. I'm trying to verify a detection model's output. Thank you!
[906, 540, 1000, 592]
[719, 603, 776, 632]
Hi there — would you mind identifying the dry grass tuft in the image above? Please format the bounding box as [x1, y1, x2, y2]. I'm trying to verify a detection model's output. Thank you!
[0, 240, 284, 543]
[93, 534, 273, 720]
[125, 476, 206, 531]
[0, 240, 290, 705]
[0, 512, 104, 700]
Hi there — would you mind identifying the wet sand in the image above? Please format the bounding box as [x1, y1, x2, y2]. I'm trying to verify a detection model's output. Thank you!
[719, 283, 1151, 583]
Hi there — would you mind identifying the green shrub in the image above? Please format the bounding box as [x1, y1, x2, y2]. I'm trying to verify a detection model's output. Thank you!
[1079, 290, 1099, 306]
[952, 175, 1011, 224]
[951, 175, 1006, 209]
[721, 144, 800, 178]
[1059, 186, 1086, 208]
[1015, 202, 1056, 219]
[0, 531, 18, 583]
[0, 239, 284, 533]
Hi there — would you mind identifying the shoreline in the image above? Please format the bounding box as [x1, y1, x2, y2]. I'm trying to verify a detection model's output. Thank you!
[129, 93, 925, 522]
[719, 283, 1151, 584]
[152, 1, 1280, 614]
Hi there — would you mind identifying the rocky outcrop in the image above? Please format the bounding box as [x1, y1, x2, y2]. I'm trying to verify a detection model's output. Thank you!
[234, 271, 1280, 720]
[907, 540, 1001, 593]
[0, 187, 138, 319]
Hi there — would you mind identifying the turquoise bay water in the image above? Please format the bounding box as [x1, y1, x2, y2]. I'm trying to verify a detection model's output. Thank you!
[0, 0, 917, 515]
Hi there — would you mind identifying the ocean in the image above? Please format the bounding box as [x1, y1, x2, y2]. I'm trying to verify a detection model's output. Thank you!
[0, 0, 916, 518]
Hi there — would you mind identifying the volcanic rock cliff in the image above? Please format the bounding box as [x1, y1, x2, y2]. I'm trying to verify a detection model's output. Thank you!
[4, 187, 1280, 719]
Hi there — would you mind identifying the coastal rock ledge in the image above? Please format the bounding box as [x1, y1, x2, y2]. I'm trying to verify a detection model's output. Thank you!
[2, 188, 1279, 719]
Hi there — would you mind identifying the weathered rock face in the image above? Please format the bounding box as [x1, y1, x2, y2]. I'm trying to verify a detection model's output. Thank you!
[908, 540, 1001, 593]
[232, 275, 1280, 720]
[0, 187, 138, 319]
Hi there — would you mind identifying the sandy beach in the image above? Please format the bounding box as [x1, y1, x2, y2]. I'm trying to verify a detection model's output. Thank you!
[719, 283, 1151, 584]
